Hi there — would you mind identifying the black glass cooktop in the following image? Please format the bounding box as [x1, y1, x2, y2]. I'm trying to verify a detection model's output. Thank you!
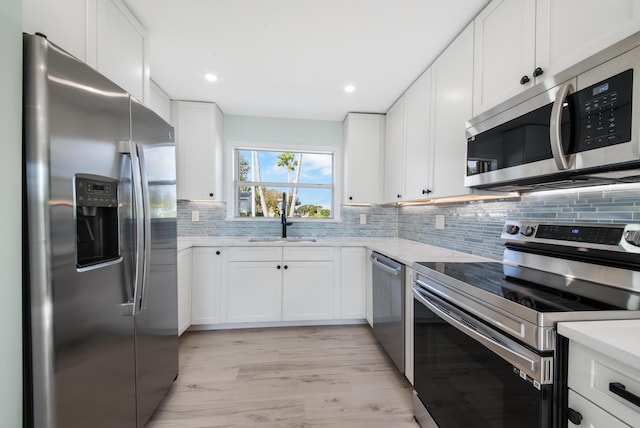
[415, 262, 623, 312]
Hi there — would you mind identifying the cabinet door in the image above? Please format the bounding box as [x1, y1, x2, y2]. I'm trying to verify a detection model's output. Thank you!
[177, 249, 192, 335]
[430, 23, 475, 199]
[568, 390, 631, 428]
[403, 69, 433, 200]
[191, 247, 223, 325]
[91, 0, 149, 103]
[173, 101, 223, 200]
[226, 262, 282, 323]
[343, 113, 384, 204]
[384, 97, 405, 202]
[340, 247, 366, 319]
[473, 0, 536, 115]
[282, 261, 335, 321]
[536, 0, 640, 80]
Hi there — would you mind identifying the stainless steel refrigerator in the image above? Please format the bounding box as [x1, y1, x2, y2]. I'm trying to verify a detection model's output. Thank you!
[23, 33, 178, 428]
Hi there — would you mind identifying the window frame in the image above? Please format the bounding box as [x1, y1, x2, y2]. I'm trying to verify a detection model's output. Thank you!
[226, 142, 342, 221]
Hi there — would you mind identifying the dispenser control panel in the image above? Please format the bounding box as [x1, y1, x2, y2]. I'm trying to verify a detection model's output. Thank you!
[76, 176, 118, 207]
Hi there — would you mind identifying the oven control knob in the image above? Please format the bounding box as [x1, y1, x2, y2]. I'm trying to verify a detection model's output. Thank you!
[505, 224, 520, 235]
[521, 226, 536, 237]
[624, 230, 640, 247]
[567, 408, 583, 425]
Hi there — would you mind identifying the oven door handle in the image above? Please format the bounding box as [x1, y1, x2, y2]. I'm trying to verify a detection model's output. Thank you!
[413, 288, 552, 385]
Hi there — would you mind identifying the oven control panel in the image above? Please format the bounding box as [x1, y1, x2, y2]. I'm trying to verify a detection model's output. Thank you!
[501, 221, 640, 252]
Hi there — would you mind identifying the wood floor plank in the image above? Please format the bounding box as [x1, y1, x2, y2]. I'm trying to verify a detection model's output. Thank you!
[147, 325, 419, 427]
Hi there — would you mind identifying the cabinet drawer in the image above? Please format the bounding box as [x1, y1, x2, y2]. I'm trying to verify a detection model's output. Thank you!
[568, 341, 640, 426]
[283, 246, 333, 261]
[228, 246, 282, 262]
[568, 390, 630, 428]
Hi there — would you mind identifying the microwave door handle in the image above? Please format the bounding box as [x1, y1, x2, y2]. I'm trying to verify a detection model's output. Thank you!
[550, 82, 574, 170]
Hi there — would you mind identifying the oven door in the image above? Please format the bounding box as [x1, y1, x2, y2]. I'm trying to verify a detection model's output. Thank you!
[413, 286, 553, 428]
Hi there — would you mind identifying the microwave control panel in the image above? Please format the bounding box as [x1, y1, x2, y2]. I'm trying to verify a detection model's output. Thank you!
[576, 69, 633, 152]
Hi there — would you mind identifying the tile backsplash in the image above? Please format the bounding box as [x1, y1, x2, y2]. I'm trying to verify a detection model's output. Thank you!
[178, 185, 640, 261]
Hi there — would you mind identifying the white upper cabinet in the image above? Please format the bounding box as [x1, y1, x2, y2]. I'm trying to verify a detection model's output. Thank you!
[23, 0, 150, 104]
[430, 23, 475, 199]
[172, 101, 224, 200]
[403, 69, 433, 200]
[88, 0, 149, 103]
[536, 0, 640, 80]
[474, 0, 640, 116]
[384, 97, 406, 202]
[343, 113, 385, 204]
[473, 0, 536, 115]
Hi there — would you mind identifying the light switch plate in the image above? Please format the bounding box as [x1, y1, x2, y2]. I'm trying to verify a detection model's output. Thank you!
[435, 215, 445, 230]
[360, 214, 367, 225]
[192, 210, 200, 222]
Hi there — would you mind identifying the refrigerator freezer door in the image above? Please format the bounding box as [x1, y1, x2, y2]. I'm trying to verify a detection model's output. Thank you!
[24, 34, 137, 427]
[130, 100, 179, 427]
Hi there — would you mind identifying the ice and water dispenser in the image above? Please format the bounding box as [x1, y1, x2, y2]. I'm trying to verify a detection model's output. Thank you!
[75, 175, 120, 268]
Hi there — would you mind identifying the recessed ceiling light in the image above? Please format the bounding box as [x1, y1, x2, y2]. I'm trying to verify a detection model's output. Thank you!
[344, 84, 356, 93]
[205, 73, 218, 82]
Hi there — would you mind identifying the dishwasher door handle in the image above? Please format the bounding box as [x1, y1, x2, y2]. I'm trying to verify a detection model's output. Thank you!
[370, 254, 402, 276]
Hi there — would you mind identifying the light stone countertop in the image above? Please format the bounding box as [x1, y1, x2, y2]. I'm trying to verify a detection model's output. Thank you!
[178, 236, 491, 265]
[558, 320, 640, 369]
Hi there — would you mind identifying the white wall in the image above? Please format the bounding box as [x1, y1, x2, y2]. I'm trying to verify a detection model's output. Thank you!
[1, 0, 23, 425]
[224, 115, 343, 148]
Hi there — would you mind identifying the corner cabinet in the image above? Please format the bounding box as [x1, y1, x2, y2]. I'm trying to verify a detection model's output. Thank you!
[171, 101, 224, 200]
[343, 113, 385, 204]
[383, 69, 433, 204]
[384, 97, 406, 202]
[429, 23, 475, 199]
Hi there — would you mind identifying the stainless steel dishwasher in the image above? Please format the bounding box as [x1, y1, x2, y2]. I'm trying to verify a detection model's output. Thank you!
[370, 251, 405, 373]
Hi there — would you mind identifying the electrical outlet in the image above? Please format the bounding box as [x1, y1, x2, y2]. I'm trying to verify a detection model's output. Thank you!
[360, 214, 367, 225]
[192, 210, 200, 222]
[435, 215, 445, 230]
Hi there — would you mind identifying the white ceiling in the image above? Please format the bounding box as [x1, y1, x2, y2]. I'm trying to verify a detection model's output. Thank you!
[124, 0, 489, 121]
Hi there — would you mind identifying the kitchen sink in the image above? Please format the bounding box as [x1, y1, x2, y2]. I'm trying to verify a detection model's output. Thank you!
[248, 237, 318, 243]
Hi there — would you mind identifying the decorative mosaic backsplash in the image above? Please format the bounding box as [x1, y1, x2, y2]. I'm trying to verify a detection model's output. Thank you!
[178, 185, 640, 262]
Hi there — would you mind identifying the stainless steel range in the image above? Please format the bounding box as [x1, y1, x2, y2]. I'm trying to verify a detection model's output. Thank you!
[412, 220, 640, 428]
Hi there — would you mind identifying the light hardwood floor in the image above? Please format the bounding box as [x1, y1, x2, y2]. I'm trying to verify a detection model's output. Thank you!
[147, 325, 420, 428]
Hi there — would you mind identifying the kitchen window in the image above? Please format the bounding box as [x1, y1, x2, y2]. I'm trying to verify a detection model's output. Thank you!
[233, 148, 335, 219]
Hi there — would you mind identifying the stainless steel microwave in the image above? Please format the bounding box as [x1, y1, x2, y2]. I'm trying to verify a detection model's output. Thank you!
[465, 43, 640, 192]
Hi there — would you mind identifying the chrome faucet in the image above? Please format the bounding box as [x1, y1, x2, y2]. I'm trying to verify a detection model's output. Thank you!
[281, 192, 293, 238]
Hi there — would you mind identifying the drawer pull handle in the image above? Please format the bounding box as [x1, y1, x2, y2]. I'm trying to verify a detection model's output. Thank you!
[609, 382, 640, 408]
[567, 408, 582, 425]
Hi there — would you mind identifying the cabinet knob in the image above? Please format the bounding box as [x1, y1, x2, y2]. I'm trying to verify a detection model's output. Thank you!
[533, 67, 544, 77]
[349, 196, 353, 201]
[397, 194, 402, 198]
[520, 75, 530, 85]
[215, 250, 221, 255]
[284, 265, 288, 270]
[277, 265, 281, 270]
[567, 408, 582, 425]
[209, 193, 214, 197]
[422, 189, 432, 195]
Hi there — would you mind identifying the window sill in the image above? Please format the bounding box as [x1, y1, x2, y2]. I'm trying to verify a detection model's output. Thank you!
[224, 216, 343, 223]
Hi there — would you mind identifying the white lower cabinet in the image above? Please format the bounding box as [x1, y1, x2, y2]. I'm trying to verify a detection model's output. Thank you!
[225, 246, 336, 324]
[226, 261, 283, 323]
[566, 340, 640, 427]
[568, 390, 630, 428]
[282, 261, 335, 321]
[177, 248, 192, 335]
[340, 247, 366, 319]
[191, 247, 223, 325]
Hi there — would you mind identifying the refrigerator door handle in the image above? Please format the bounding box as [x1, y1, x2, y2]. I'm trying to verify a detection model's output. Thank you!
[136, 143, 152, 311]
[126, 140, 145, 316]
